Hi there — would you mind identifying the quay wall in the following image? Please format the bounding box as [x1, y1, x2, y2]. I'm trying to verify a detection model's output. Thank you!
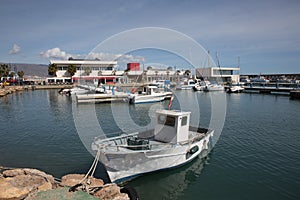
[0, 85, 73, 98]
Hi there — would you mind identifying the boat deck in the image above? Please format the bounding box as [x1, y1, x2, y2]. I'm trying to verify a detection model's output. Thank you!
[93, 127, 209, 153]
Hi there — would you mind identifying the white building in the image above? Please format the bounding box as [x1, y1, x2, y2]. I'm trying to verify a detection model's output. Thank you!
[196, 67, 240, 83]
[47, 59, 123, 84]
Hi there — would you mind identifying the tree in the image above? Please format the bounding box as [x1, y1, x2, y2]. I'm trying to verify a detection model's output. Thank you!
[48, 64, 58, 76]
[9, 71, 15, 78]
[84, 67, 92, 76]
[17, 71, 24, 78]
[67, 64, 77, 76]
[0, 64, 10, 77]
[167, 66, 173, 71]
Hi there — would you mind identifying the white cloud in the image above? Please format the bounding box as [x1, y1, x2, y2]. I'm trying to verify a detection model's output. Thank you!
[40, 47, 146, 64]
[9, 43, 21, 54]
[40, 47, 73, 60]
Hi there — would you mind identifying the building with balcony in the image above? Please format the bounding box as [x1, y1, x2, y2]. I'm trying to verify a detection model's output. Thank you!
[47, 59, 123, 84]
[196, 67, 240, 83]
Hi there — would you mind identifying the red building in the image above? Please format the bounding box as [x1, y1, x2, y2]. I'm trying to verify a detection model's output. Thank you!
[127, 63, 140, 71]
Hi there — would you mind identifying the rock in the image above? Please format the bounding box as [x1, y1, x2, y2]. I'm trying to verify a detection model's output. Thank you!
[61, 174, 85, 187]
[93, 184, 129, 200]
[0, 177, 31, 200]
[61, 174, 104, 188]
[0, 169, 54, 200]
[3, 168, 54, 185]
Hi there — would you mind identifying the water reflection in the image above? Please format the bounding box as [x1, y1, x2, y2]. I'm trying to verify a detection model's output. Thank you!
[128, 154, 210, 200]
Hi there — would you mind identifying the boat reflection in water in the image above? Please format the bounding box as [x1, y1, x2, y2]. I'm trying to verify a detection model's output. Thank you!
[127, 150, 211, 200]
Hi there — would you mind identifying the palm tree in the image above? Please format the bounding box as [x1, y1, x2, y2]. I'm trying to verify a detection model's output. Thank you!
[84, 67, 92, 76]
[17, 71, 24, 78]
[67, 64, 77, 76]
[48, 64, 58, 76]
[0, 64, 10, 77]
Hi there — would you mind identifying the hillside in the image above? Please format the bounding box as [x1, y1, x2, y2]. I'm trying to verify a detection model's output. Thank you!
[1, 63, 48, 77]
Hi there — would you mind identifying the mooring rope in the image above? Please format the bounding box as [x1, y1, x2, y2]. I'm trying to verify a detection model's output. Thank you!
[79, 146, 101, 184]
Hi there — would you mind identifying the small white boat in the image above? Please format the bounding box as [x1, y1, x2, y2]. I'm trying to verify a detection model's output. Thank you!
[128, 86, 172, 104]
[193, 81, 210, 91]
[59, 87, 88, 95]
[227, 85, 244, 93]
[176, 79, 196, 90]
[92, 109, 214, 183]
[204, 83, 224, 92]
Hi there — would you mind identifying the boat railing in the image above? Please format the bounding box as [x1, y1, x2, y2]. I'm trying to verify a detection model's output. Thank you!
[99, 142, 175, 152]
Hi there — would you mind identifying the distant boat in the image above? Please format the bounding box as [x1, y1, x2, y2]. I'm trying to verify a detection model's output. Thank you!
[193, 80, 210, 91]
[227, 85, 244, 93]
[92, 109, 215, 183]
[250, 76, 270, 83]
[204, 83, 224, 92]
[176, 79, 196, 90]
[128, 85, 172, 104]
[59, 87, 88, 95]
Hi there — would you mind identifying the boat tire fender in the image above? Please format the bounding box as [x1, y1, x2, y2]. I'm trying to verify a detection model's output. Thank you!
[120, 186, 139, 200]
[189, 145, 199, 154]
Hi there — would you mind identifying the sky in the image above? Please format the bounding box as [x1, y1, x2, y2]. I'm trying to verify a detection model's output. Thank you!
[1, 0, 300, 74]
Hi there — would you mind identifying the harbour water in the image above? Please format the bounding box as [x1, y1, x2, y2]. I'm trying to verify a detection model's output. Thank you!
[0, 90, 299, 200]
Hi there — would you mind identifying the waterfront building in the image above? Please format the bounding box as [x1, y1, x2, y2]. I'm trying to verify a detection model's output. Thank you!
[125, 64, 186, 84]
[47, 59, 122, 84]
[195, 67, 240, 83]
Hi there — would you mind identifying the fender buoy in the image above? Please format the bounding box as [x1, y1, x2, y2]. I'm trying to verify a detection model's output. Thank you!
[120, 186, 139, 200]
[131, 88, 137, 94]
[189, 145, 199, 154]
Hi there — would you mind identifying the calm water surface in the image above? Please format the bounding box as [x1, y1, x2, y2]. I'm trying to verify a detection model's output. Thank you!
[0, 89, 299, 200]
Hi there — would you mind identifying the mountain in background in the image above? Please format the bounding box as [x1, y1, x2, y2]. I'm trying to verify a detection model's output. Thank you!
[1, 63, 49, 77]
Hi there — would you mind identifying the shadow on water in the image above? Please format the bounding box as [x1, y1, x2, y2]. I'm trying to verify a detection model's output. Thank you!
[126, 150, 211, 200]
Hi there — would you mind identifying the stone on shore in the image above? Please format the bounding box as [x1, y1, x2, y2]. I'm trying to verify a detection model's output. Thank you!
[0, 168, 134, 200]
[60, 174, 104, 188]
[0, 169, 54, 200]
[93, 184, 130, 200]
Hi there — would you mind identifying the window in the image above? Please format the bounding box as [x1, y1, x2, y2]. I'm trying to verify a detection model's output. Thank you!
[181, 116, 187, 126]
[157, 115, 175, 127]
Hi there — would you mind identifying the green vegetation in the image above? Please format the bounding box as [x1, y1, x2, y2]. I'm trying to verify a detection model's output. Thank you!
[17, 71, 24, 78]
[0, 64, 10, 77]
[48, 63, 58, 76]
[67, 64, 77, 76]
[84, 67, 92, 76]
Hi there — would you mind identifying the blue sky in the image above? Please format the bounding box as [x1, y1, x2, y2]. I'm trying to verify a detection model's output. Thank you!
[1, 0, 300, 74]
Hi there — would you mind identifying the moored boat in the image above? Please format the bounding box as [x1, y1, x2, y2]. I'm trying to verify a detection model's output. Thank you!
[176, 79, 196, 90]
[128, 85, 172, 104]
[204, 83, 224, 92]
[92, 109, 214, 183]
[227, 85, 244, 93]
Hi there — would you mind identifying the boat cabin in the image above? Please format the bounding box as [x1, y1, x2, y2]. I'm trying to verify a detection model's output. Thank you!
[154, 110, 190, 144]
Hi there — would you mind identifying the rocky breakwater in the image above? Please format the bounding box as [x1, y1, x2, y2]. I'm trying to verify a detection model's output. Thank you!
[0, 168, 137, 200]
[0, 86, 24, 97]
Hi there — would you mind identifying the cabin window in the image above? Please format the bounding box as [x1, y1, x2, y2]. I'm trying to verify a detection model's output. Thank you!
[158, 115, 175, 127]
[181, 116, 188, 126]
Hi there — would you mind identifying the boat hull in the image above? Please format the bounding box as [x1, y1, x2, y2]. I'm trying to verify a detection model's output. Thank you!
[98, 130, 214, 183]
[128, 91, 172, 104]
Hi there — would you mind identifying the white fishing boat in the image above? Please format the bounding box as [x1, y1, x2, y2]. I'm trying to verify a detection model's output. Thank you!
[204, 83, 224, 92]
[193, 81, 210, 91]
[92, 109, 214, 183]
[128, 85, 172, 104]
[227, 85, 244, 93]
[59, 87, 88, 95]
[176, 79, 196, 90]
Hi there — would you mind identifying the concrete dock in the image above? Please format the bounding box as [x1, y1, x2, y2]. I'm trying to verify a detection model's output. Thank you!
[76, 92, 128, 103]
